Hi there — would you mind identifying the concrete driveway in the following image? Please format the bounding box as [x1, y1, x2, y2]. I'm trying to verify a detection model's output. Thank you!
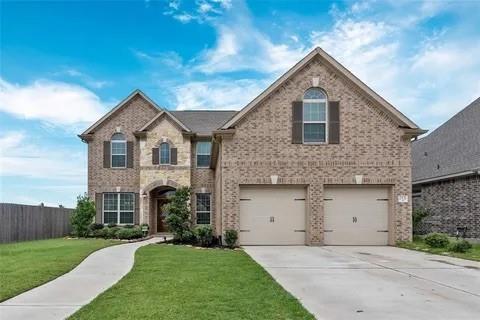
[244, 246, 480, 320]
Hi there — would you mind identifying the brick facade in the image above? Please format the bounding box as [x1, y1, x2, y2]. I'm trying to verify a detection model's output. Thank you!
[219, 56, 413, 245]
[413, 176, 480, 239]
[85, 52, 417, 244]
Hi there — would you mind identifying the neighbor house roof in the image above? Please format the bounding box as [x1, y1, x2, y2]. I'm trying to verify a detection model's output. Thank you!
[170, 110, 237, 136]
[412, 97, 480, 184]
[220, 47, 424, 134]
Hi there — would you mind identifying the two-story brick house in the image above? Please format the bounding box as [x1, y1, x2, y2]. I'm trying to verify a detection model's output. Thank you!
[79, 47, 425, 245]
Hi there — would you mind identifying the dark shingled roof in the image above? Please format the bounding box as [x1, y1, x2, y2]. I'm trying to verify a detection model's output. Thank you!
[412, 97, 480, 182]
[170, 110, 237, 135]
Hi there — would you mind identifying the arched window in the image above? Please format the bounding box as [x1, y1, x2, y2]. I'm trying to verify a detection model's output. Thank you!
[160, 142, 170, 164]
[303, 88, 327, 143]
[111, 133, 126, 168]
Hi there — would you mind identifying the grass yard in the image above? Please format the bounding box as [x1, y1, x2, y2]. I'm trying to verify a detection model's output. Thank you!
[0, 238, 119, 301]
[398, 237, 480, 262]
[70, 245, 314, 320]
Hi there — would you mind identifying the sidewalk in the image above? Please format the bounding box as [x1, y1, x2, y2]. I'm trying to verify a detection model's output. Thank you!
[0, 237, 164, 320]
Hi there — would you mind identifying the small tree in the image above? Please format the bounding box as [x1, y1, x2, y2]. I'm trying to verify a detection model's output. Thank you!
[164, 187, 193, 242]
[71, 194, 96, 237]
[412, 207, 429, 234]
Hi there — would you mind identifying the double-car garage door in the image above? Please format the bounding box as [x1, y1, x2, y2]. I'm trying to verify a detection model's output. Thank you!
[239, 185, 390, 245]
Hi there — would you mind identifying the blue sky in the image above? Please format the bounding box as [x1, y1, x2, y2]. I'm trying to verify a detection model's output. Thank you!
[1, 0, 479, 207]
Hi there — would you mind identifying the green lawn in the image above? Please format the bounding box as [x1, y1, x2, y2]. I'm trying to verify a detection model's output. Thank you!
[70, 245, 314, 320]
[0, 238, 120, 301]
[398, 237, 480, 261]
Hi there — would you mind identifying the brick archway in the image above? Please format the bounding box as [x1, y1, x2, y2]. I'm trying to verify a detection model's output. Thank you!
[142, 179, 181, 194]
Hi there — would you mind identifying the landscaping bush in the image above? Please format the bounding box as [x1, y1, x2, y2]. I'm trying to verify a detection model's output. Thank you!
[424, 233, 450, 248]
[71, 194, 96, 237]
[92, 228, 107, 238]
[106, 226, 121, 239]
[224, 229, 238, 248]
[107, 223, 117, 228]
[450, 240, 472, 253]
[117, 227, 143, 240]
[164, 187, 194, 243]
[195, 225, 213, 247]
[90, 223, 104, 231]
[123, 224, 134, 229]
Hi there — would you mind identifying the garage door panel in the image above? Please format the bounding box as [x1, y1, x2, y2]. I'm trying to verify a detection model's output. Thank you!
[324, 186, 389, 245]
[239, 186, 306, 245]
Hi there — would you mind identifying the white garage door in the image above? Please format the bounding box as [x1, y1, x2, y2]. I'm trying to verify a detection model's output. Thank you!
[239, 186, 306, 245]
[324, 186, 389, 245]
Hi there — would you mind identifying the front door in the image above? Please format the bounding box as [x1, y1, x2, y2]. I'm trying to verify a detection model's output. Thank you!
[157, 199, 169, 232]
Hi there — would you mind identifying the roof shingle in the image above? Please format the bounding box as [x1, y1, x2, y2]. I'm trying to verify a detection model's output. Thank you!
[170, 110, 237, 135]
[412, 97, 480, 182]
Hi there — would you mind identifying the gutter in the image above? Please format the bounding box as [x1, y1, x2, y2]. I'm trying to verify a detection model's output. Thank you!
[413, 169, 480, 185]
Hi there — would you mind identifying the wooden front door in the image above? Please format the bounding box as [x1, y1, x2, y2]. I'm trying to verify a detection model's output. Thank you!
[157, 199, 169, 232]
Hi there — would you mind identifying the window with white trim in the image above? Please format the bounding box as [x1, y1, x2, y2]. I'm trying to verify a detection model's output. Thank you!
[160, 142, 170, 164]
[196, 141, 211, 168]
[111, 133, 126, 168]
[303, 88, 327, 143]
[103, 193, 134, 224]
[196, 193, 211, 224]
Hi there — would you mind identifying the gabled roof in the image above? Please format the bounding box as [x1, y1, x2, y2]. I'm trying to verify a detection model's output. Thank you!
[170, 110, 237, 135]
[81, 89, 161, 135]
[412, 97, 480, 183]
[221, 47, 423, 133]
[138, 110, 191, 132]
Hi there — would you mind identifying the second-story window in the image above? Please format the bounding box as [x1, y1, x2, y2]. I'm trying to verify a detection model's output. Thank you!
[111, 133, 126, 168]
[196, 141, 211, 168]
[303, 87, 327, 143]
[160, 142, 170, 164]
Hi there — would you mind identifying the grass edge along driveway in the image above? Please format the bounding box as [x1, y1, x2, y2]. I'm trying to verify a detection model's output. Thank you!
[398, 237, 480, 262]
[70, 244, 315, 320]
[0, 238, 120, 301]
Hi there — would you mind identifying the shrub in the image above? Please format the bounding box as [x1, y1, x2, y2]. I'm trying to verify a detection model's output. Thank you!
[424, 233, 450, 248]
[106, 226, 120, 239]
[90, 223, 104, 231]
[164, 187, 194, 243]
[412, 207, 429, 233]
[118, 227, 143, 240]
[107, 223, 117, 228]
[450, 240, 472, 253]
[224, 229, 238, 248]
[71, 194, 96, 237]
[195, 225, 213, 247]
[92, 228, 107, 238]
[123, 224, 134, 229]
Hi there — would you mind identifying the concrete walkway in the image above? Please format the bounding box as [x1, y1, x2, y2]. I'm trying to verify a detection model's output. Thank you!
[245, 246, 480, 320]
[0, 237, 163, 320]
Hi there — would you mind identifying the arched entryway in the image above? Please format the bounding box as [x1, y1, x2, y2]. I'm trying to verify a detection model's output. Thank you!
[149, 186, 175, 233]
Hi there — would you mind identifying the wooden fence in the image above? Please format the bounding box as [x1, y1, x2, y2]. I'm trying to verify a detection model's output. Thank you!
[0, 203, 74, 243]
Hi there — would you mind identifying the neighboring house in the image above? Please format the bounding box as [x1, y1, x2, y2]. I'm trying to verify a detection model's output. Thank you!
[412, 98, 480, 239]
[79, 47, 425, 246]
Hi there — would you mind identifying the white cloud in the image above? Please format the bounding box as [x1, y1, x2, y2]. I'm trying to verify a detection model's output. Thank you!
[174, 79, 268, 110]
[0, 131, 86, 182]
[0, 78, 109, 127]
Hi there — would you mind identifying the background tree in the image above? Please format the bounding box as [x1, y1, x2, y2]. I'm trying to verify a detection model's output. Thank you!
[71, 194, 96, 237]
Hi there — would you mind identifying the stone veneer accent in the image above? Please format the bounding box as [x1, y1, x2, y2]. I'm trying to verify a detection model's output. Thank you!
[413, 175, 480, 239]
[218, 56, 413, 245]
[139, 117, 192, 225]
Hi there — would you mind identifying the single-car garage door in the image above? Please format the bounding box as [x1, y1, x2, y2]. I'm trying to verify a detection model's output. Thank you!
[239, 186, 306, 245]
[324, 186, 390, 245]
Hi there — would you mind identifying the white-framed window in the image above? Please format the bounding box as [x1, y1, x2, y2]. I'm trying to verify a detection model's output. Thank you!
[303, 87, 327, 143]
[103, 193, 134, 224]
[196, 141, 211, 168]
[160, 142, 170, 164]
[111, 133, 126, 168]
[196, 193, 211, 224]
